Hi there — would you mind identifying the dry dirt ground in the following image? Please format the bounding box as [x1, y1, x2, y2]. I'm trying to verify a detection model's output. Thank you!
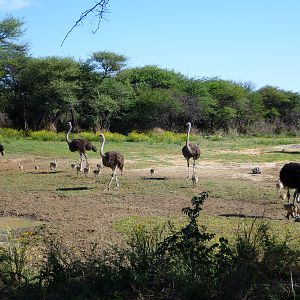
[0, 152, 291, 249]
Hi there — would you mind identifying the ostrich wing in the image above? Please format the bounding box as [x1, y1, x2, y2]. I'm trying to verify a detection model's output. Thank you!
[182, 143, 200, 159]
[69, 139, 97, 153]
[103, 151, 124, 169]
[280, 162, 300, 189]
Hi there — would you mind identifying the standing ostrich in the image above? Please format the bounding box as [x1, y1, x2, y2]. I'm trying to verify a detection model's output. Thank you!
[182, 122, 201, 179]
[0, 144, 4, 156]
[66, 122, 97, 168]
[99, 133, 124, 190]
[279, 162, 300, 204]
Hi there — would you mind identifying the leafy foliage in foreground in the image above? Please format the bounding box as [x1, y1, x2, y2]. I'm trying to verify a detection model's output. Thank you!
[0, 193, 299, 299]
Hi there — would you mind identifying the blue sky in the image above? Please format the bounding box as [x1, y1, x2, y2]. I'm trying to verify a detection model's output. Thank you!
[1, 0, 299, 92]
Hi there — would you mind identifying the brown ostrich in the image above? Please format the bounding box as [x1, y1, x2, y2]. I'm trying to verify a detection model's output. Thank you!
[66, 122, 97, 168]
[0, 144, 4, 156]
[182, 122, 201, 179]
[99, 133, 124, 190]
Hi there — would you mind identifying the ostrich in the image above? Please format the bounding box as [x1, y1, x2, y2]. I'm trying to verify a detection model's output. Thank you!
[191, 174, 198, 188]
[83, 164, 90, 177]
[76, 164, 82, 176]
[93, 168, 101, 177]
[182, 122, 201, 179]
[66, 122, 97, 169]
[49, 159, 57, 171]
[283, 203, 297, 220]
[279, 162, 300, 204]
[150, 167, 156, 177]
[18, 163, 23, 171]
[0, 144, 4, 156]
[99, 133, 124, 190]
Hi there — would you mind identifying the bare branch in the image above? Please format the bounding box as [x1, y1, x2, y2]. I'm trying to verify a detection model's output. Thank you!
[61, 0, 110, 46]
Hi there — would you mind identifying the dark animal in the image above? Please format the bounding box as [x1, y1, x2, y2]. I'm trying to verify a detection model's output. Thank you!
[0, 144, 4, 156]
[182, 122, 201, 179]
[99, 133, 124, 190]
[279, 162, 300, 204]
[66, 122, 97, 168]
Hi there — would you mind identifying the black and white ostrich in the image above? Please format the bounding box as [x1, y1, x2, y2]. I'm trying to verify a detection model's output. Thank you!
[279, 162, 300, 204]
[0, 144, 4, 156]
[66, 122, 97, 168]
[99, 133, 124, 190]
[182, 122, 201, 179]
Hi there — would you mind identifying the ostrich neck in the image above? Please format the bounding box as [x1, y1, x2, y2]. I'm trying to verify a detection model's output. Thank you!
[66, 126, 72, 144]
[186, 127, 192, 151]
[100, 137, 105, 158]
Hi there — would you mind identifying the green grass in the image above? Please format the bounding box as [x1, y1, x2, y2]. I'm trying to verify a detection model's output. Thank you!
[1, 133, 300, 248]
[115, 214, 300, 248]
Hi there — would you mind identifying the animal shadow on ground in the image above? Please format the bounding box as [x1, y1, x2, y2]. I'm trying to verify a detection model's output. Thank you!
[29, 171, 64, 175]
[56, 186, 93, 191]
[268, 150, 300, 155]
[219, 213, 282, 221]
[142, 176, 168, 181]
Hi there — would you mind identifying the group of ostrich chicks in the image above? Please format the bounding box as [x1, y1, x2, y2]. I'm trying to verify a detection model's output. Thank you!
[1, 121, 300, 219]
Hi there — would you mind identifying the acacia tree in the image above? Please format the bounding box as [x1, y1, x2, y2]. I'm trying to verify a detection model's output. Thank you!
[0, 16, 29, 128]
[88, 51, 128, 81]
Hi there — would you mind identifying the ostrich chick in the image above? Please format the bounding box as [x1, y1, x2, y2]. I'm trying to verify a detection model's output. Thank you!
[83, 164, 90, 177]
[93, 168, 101, 177]
[76, 164, 82, 176]
[49, 159, 57, 171]
[150, 167, 156, 177]
[283, 203, 296, 220]
[191, 174, 198, 188]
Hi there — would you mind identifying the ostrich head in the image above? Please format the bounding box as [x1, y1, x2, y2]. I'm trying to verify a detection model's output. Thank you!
[185, 122, 192, 135]
[99, 134, 105, 142]
[67, 121, 72, 129]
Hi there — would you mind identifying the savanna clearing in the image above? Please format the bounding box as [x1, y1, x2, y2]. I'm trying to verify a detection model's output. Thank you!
[1, 135, 300, 249]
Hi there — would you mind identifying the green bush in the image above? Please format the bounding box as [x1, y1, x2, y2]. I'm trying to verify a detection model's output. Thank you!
[29, 130, 64, 141]
[0, 194, 299, 300]
[0, 128, 24, 139]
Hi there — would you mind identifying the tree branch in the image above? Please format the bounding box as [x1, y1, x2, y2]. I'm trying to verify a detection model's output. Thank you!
[61, 0, 110, 46]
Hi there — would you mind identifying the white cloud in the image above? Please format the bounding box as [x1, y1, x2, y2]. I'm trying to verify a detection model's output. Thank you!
[0, 0, 32, 11]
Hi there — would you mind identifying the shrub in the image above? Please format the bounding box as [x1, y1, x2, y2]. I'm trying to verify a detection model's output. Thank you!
[29, 130, 64, 141]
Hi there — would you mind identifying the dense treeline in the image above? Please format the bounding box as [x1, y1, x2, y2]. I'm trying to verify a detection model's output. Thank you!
[1, 16, 300, 134]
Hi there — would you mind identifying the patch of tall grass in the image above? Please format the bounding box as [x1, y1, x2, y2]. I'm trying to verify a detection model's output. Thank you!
[1, 127, 300, 149]
[0, 193, 298, 299]
[29, 130, 64, 141]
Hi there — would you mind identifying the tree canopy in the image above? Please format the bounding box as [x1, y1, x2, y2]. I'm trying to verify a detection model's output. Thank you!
[1, 16, 300, 135]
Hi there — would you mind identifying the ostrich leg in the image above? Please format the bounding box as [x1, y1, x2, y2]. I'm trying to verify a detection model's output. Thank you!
[115, 172, 120, 188]
[192, 159, 196, 177]
[107, 167, 117, 190]
[186, 159, 190, 179]
[84, 153, 88, 169]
